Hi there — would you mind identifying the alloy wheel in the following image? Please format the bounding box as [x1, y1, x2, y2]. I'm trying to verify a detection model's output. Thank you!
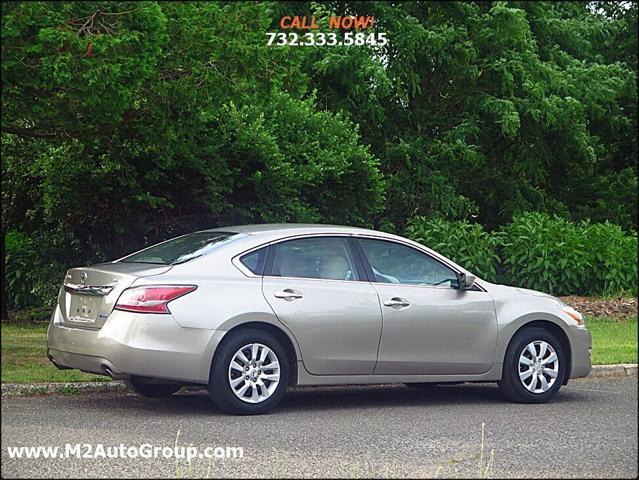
[518, 340, 559, 393]
[228, 343, 280, 404]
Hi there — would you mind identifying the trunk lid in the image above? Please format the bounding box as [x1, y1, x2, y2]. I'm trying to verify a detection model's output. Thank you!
[59, 262, 172, 329]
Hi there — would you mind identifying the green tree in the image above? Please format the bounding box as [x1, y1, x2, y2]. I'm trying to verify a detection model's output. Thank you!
[1, 1, 385, 312]
[301, 1, 637, 230]
[1, 1, 637, 312]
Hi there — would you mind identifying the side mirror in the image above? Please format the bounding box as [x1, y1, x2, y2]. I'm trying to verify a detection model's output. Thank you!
[455, 272, 476, 290]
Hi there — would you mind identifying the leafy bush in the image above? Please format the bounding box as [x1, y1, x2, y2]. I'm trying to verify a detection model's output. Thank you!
[405, 213, 638, 296]
[210, 92, 385, 225]
[405, 216, 501, 282]
[580, 222, 638, 296]
[498, 213, 591, 295]
[5, 231, 61, 310]
[499, 213, 638, 296]
[5, 231, 35, 309]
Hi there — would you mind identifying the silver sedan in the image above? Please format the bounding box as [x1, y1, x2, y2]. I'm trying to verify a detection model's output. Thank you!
[47, 224, 591, 414]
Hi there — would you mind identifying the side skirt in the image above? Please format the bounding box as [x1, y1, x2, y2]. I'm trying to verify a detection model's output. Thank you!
[295, 362, 503, 386]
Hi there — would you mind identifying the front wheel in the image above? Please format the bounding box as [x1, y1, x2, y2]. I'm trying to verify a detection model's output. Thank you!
[208, 329, 289, 415]
[498, 327, 567, 403]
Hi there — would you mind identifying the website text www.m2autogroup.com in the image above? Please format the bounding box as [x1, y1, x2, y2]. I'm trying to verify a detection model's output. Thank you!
[5, 443, 243, 461]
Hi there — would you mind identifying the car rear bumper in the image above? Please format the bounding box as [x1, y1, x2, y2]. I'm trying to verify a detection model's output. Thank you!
[569, 327, 592, 379]
[47, 305, 224, 384]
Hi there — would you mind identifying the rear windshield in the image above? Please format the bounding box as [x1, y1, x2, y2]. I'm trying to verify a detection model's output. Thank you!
[119, 232, 238, 265]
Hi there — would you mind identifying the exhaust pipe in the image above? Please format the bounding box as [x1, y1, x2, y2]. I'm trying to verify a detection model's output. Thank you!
[102, 365, 126, 380]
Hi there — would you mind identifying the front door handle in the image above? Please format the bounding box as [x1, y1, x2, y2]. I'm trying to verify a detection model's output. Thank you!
[383, 297, 410, 309]
[274, 289, 303, 301]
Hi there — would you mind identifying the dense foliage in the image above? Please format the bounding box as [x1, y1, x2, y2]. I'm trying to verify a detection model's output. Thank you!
[405, 217, 501, 282]
[2, 1, 637, 310]
[499, 213, 595, 295]
[405, 213, 638, 296]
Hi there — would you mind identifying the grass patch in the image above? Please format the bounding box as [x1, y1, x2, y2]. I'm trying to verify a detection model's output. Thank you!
[1, 323, 110, 383]
[1, 315, 636, 384]
[587, 316, 637, 365]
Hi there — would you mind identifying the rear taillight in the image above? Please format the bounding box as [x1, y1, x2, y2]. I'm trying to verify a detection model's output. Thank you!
[114, 285, 197, 314]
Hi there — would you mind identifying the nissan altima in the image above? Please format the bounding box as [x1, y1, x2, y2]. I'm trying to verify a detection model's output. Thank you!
[47, 224, 591, 414]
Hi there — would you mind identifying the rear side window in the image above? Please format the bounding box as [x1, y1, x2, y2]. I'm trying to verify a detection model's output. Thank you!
[239, 247, 268, 275]
[269, 237, 361, 281]
[120, 232, 238, 265]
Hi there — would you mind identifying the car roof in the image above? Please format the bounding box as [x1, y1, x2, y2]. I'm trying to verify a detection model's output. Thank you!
[194, 223, 473, 277]
[201, 223, 378, 236]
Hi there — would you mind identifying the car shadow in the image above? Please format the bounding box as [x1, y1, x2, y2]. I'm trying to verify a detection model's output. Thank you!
[278, 383, 505, 412]
[54, 381, 586, 417]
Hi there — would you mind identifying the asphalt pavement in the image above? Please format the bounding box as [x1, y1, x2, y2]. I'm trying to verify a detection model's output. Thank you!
[1, 376, 637, 478]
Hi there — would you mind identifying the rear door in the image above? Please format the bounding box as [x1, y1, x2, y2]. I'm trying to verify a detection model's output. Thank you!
[261, 236, 383, 375]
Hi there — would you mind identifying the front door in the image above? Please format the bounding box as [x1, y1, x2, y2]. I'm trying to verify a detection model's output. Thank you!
[355, 237, 498, 375]
[262, 236, 383, 375]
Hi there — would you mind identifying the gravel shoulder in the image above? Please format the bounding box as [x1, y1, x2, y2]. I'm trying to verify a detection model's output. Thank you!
[1, 376, 637, 478]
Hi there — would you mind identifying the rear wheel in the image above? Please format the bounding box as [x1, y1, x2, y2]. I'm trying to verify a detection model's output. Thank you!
[498, 327, 566, 403]
[124, 378, 181, 398]
[208, 329, 289, 415]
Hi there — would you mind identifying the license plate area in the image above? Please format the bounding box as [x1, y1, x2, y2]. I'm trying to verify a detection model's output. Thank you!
[67, 294, 102, 325]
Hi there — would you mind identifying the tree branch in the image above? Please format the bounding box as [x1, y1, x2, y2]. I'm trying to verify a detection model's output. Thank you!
[1, 126, 57, 138]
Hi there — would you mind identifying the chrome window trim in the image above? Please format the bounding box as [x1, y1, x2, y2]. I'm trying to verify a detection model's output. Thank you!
[232, 243, 272, 278]
[232, 233, 366, 283]
[352, 234, 487, 293]
[263, 275, 366, 286]
[266, 234, 363, 283]
[231, 231, 486, 292]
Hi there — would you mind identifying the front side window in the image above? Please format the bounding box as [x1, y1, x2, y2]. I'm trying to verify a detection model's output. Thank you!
[270, 237, 360, 281]
[358, 238, 458, 287]
[120, 232, 238, 265]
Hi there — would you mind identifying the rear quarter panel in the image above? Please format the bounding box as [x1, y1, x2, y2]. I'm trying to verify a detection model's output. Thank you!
[135, 248, 303, 379]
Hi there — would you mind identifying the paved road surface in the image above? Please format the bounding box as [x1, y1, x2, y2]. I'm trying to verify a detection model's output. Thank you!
[1, 376, 637, 478]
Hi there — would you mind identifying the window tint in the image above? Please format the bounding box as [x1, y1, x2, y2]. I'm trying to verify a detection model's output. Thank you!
[120, 232, 237, 265]
[270, 237, 360, 281]
[240, 247, 268, 275]
[358, 238, 458, 287]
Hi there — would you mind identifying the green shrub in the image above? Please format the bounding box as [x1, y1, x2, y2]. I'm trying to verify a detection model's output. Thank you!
[580, 221, 638, 296]
[498, 213, 638, 296]
[405, 216, 501, 282]
[404, 213, 637, 297]
[4, 230, 61, 310]
[5, 231, 35, 309]
[498, 212, 592, 295]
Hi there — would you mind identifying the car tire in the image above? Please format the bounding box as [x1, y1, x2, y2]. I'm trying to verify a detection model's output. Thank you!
[208, 329, 289, 415]
[124, 378, 181, 398]
[498, 327, 567, 403]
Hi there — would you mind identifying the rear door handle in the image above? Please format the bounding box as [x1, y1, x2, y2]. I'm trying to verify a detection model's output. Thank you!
[383, 297, 410, 309]
[274, 289, 303, 301]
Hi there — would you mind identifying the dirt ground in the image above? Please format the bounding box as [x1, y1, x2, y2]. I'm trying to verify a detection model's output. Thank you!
[560, 295, 638, 319]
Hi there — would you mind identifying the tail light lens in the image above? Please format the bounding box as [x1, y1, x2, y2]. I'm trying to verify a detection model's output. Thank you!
[115, 285, 197, 314]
